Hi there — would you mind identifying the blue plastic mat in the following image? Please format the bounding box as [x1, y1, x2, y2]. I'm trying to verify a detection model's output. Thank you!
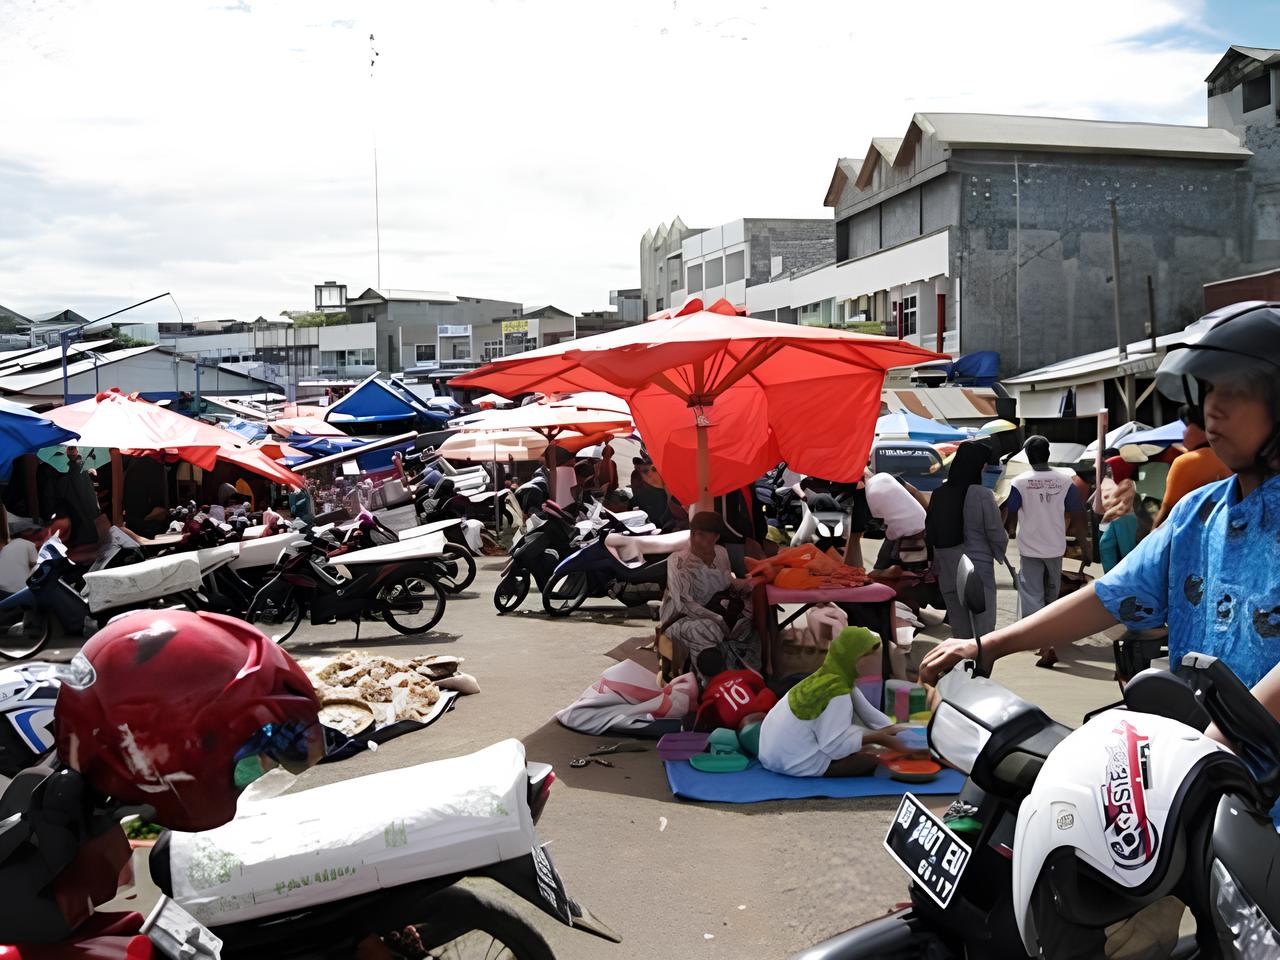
[664, 759, 967, 803]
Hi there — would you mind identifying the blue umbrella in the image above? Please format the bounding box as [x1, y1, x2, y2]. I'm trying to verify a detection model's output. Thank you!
[1119, 421, 1186, 449]
[0, 398, 80, 483]
[875, 411, 966, 444]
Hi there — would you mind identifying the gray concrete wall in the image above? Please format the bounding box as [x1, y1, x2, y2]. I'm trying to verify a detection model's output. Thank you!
[951, 150, 1250, 374]
[371, 296, 521, 372]
[838, 175, 960, 262]
[744, 218, 834, 284]
[847, 208, 879, 259]
[882, 189, 922, 247]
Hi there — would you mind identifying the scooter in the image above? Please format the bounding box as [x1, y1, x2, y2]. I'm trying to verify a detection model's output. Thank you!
[790, 489, 849, 551]
[247, 529, 449, 644]
[794, 557, 1280, 960]
[494, 501, 579, 613]
[540, 514, 677, 617]
[0, 536, 220, 659]
[0, 734, 619, 958]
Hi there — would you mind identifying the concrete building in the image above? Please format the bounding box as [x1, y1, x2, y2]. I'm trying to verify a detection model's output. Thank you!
[668, 218, 834, 319]
[736, 44, 1280, 377]
[640, 217, 704, 317]
[1207, 45, 1280, 267]
[611, 288, 644, 323]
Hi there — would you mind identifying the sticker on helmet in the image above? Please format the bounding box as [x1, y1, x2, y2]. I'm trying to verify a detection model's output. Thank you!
[1101, 720, 1159, 870]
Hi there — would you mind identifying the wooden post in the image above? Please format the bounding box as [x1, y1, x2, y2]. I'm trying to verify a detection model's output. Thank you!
[111, 450, 124, 526]
[936, 291, 946, 354]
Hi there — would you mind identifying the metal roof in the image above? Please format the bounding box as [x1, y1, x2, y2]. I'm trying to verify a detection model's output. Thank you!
[1206, 45, 1280, 83]
[0, 345, 157, 392]
[914, 112, 1251, 159]
[345, 288, 459, 306]
[0, 339, 116, 374]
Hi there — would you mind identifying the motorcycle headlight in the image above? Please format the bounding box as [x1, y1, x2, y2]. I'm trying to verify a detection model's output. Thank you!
[1213, 858, 1280, 958]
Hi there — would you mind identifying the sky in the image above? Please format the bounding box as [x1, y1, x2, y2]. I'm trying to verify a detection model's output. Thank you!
[1, 0, 1277, 325]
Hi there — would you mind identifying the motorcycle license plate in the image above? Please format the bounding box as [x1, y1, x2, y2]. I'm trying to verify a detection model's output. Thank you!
[883, 793, 971, 909]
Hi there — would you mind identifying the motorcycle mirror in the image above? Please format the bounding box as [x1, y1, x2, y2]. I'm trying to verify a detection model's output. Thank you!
[956, 555, 986, 616]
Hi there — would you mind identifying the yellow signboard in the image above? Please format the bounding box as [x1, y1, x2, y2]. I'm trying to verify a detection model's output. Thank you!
[502, 319, 528, 334]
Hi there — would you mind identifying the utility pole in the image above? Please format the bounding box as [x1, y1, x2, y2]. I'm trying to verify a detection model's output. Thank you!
[1014, 155, 1022, 370]
[1109, 198, 1126, 360]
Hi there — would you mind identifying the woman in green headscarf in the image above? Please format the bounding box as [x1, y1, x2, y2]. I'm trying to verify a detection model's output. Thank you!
[757, 627, 911, 777]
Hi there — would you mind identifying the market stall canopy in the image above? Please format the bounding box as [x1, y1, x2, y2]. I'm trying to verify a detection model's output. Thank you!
[43, 390, 304, 488]
[455, 401, 633, 436]
[325, 375, 449, 429]
[874, 411, 966, 443]
[0, 397, 79, 483]
[267, 416, 346, 437]
[472, 392, 512, 408]
[454, 297, 945, 505]
[47, 389, 227, 469]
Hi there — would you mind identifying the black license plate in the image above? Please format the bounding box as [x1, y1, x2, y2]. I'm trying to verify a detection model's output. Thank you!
[883, 793, 971, 909]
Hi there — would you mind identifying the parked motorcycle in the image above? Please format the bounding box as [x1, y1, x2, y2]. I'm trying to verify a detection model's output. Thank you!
[247, 527, 448, 644]
[790, 489, 849, 551]
[794, 557, 1280, 960]
[494, 500, 579, 613]
[0, 535, 221, 659]
[541, 512, 679, 617]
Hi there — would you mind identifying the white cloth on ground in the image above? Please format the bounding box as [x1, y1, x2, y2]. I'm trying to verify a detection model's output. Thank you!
[756, 689, 893, 778]
[555, 658, 698, 735]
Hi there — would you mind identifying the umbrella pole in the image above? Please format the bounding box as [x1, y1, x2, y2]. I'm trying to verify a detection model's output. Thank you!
[694, 420, 712, 514]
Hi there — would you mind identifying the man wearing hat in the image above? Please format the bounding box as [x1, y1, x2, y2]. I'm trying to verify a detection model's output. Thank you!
[659, 511, 759, 683]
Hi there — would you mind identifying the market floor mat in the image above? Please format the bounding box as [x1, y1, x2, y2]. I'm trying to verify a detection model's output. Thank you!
[664, 759, 966, 803]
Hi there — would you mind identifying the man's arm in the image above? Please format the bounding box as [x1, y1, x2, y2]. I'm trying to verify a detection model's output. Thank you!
[1004, 485, 1021, 539]
[920, 584, 1118, 683]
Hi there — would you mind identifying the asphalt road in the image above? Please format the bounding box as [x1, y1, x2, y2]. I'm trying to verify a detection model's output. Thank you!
[216, 544, 1121, 960]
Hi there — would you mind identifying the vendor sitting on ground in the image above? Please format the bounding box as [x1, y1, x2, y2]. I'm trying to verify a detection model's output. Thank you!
[659, 511, 759, 683]
[758, 627, 914, 777]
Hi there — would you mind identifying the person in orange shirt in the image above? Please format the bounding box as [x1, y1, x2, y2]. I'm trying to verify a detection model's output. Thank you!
[1154, 405, 1232, 527]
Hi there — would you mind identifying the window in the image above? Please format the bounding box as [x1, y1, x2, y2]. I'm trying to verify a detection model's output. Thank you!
[900, 295, 918, 338]
[415, 343, 436, 363]
[725, 250, 745, 283]
[1244, 72, 1272, 113]
[686, 263, 703, 292]
[482, 339, 503, 361]
[452, 342, 470, 360]
[704, 257, 724, 287]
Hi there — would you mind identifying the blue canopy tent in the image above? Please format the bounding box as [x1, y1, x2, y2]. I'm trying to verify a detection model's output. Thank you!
[921, 351, 1000, 387]
[0, 398, 80, 483]
[875, 411, 966, 444]
[224, 417, 266, 442]
[325, 376, 451, 433]
[1119, 421, 1186, 449]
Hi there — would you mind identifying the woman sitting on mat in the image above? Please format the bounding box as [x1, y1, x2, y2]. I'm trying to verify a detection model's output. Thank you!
[757, 627, 915, 777]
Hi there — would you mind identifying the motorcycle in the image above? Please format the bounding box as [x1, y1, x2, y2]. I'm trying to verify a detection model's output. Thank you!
[0, 728, 619, 958]
[790, 489, 850, 551]
[795, 556, 1280, 959]
[0, 535, 221, 659]
[494, 501, 579, 614]
[540, 512, 680, 617]
[247, 527, 449, 644]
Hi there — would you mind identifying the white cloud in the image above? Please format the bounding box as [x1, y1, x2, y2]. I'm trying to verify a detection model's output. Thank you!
[0, 0, 1229, 323]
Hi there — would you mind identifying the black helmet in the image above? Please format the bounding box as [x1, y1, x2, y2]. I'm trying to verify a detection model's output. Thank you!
[1156, 301, 1280, 469]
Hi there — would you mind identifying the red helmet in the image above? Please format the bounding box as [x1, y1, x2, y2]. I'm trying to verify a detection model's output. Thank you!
[55, 610, 322, 831]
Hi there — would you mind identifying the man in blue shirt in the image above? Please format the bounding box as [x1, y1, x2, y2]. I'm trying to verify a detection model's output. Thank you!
[922, 303, 1280, 690]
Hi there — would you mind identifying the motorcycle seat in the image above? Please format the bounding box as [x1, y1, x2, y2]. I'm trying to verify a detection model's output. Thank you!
[231, 532, 306, 570]
[195, 543, 241, 570]
[606, 530, 689, 563]
[81, 554, 205, 613]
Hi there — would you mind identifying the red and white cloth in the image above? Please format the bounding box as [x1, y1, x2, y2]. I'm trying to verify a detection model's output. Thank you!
[556, 659, 697, 735]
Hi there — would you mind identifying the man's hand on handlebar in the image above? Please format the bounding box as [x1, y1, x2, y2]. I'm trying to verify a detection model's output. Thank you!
[919, 638, 980, 686]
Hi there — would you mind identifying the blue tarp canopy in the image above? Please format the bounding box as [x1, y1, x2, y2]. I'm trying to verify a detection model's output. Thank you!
[875, 411, 966, 444]
[224, 417, 265, 441]
[1119, 421, 1186, 449]
[0, 399, 80, 483]
[925, 351, 1000, 387]
[326, 376, 450, 429]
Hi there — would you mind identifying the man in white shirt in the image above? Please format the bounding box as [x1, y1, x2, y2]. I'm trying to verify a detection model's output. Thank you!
[0, 528, 47, 596]
[1005, 436, 1091, 667]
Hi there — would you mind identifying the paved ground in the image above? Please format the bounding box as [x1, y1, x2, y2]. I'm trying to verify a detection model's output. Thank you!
[41, 545, 1122, 957]
[207, 543, 1118, 960]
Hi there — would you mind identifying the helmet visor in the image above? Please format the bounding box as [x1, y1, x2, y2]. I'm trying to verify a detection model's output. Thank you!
[232, 718, 326, 789]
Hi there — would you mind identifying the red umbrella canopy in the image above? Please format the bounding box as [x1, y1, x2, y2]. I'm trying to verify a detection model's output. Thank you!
[46, 390, 304, 488]
[454, 298, 946, 505]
